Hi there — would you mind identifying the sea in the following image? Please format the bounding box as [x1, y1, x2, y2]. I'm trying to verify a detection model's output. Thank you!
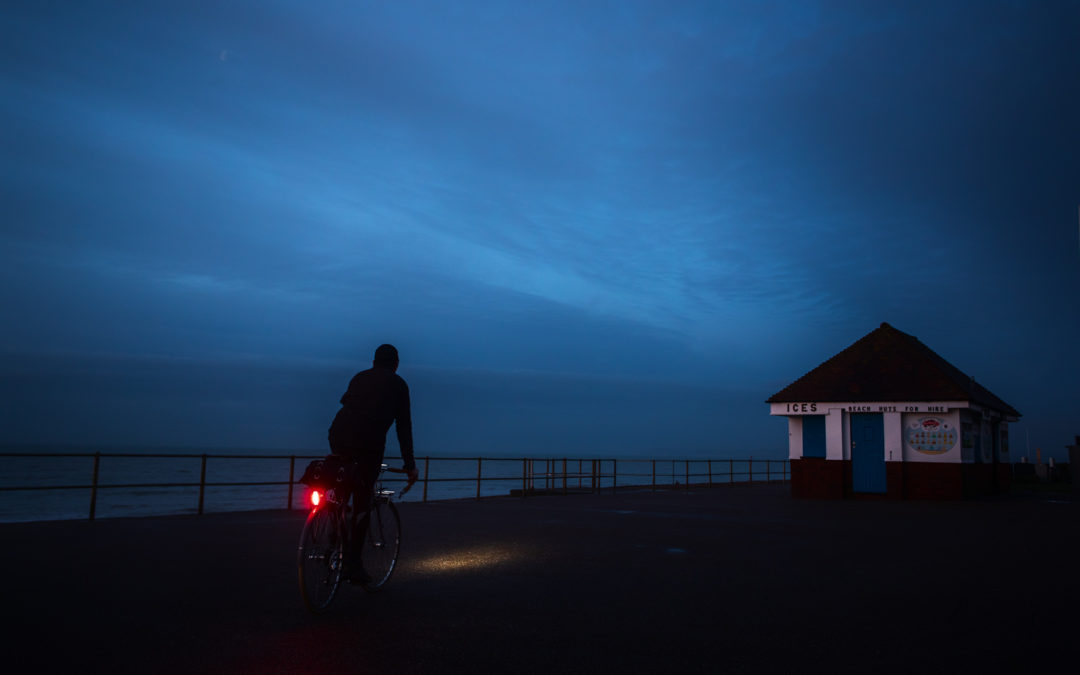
[0, 445, 780, 523]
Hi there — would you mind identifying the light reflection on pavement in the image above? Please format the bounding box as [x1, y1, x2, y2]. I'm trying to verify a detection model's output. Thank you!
[409, 544, 530, 574]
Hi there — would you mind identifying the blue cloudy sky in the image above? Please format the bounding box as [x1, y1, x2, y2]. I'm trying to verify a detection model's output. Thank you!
[2, 1, 1078, 459]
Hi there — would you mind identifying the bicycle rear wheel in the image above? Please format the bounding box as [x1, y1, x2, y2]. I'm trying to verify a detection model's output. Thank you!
[361, 498, 400, 592]
[297, 506, 344, 613]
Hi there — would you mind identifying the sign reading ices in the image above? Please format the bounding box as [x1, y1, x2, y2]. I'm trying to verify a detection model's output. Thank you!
[783, 403, 819, 413]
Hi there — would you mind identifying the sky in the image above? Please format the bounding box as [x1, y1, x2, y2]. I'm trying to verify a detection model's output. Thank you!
[2, 1, 1078, 460]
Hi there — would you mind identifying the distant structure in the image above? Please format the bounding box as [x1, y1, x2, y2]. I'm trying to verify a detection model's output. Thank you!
[767, 323, 1020, 500]
[1069, 436, 1080, 494]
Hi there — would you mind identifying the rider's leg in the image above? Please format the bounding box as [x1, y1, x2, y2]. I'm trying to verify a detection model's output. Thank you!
[346, 456, 381, 578]
[348, 491, 371, 564]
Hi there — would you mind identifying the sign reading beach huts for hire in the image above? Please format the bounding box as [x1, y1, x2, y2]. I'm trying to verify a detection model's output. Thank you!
[767, 323, 1020, 500]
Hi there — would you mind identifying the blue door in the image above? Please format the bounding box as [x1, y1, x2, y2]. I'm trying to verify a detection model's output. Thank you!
[851, 413, 886, 493]
[803, 415, 827, 458]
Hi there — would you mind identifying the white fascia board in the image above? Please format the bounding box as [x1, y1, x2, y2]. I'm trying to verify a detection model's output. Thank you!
[769, 401, 969, 416]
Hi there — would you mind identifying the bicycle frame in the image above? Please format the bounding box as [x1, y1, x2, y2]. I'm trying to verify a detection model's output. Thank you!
[298, 464, 404, 611]
[309, 463, 406, 509]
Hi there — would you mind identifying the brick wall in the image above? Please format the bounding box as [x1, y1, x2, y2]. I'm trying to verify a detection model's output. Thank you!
[886, 463, 903, 497]
[899, 463, 964, 499]
[790, 458, 845, 499]
[794, 459, 1013, 500]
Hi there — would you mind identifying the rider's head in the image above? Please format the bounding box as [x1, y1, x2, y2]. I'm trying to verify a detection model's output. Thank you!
[373, 343, 399, 371]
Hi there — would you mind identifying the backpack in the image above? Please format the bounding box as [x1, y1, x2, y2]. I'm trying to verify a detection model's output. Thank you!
[298, 454, 358, 492]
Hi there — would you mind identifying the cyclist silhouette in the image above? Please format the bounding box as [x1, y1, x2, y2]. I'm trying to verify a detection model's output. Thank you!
[327, 343, 418, 583]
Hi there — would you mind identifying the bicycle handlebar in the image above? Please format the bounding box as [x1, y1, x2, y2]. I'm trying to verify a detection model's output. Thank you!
[383, 466, 416, 497]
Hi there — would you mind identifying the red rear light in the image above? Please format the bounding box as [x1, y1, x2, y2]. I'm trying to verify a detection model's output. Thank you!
[310, 490, 321, 508]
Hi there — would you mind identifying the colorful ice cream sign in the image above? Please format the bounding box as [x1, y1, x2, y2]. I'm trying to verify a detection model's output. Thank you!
[905, 417, 958, 455]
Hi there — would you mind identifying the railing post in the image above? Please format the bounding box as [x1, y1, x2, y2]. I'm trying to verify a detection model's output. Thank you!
[197, 454, 208, 515]
[423, 457, 430, 503]
[579, 459, 583, 489]
[287, 455, 295, 510]
[476, 457, 483, 500]
[88, 452, 101, 521]
[730, 459, 734, 485]
[563, 458, 567, 495]
[613, 459, 617, 495]
[708, 459, 713, 488]
[651, 459, 656, 491]
[522, 458, 528, 498]
[767, 459, 771, 483]
[685, 460, 690, 488]
[749, 458, 753, 485]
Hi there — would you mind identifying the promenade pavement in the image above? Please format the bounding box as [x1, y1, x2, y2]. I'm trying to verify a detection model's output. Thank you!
[5, 484, 1078, 674]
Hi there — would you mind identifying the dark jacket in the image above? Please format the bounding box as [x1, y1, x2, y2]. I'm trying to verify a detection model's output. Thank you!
[328, 366, 415, 472]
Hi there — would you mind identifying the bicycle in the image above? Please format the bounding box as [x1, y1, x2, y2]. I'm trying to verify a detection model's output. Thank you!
[297, 462, 410, 613]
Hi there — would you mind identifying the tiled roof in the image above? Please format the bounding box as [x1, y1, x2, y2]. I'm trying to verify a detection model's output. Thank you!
[766, 323, 1020, 417]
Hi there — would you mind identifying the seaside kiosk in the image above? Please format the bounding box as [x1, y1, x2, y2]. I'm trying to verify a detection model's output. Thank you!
[768, 323, 1020, 499]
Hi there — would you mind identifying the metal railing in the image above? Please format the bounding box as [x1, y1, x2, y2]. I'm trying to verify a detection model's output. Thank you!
[0, 452, 788, 521]
[511, 457, 789, 495]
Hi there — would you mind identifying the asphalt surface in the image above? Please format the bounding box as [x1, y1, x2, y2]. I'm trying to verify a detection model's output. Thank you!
[5, 484, 1078, 674]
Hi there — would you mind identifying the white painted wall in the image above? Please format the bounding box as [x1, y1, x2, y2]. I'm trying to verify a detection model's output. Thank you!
[981, 418, 993, 463]
[774, 403, 985, 464]
[826, 408, 846, 461]
[884, 412, 902, 462]
[788, 416, 803, 459]
[960, 410, 976, 463]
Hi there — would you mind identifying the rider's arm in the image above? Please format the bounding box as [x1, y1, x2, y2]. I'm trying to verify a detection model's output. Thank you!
[395, 379, 416, 475]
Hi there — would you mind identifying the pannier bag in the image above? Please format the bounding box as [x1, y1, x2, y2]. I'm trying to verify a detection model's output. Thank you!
[299, 454, 357, 491]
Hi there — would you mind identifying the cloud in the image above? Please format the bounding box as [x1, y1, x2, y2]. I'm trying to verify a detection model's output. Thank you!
[2, 1, 1077, 457]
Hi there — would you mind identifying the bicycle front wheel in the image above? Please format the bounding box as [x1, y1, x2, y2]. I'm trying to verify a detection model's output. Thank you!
[362, 498, 400, 592]
[297, 506, 344, 613]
